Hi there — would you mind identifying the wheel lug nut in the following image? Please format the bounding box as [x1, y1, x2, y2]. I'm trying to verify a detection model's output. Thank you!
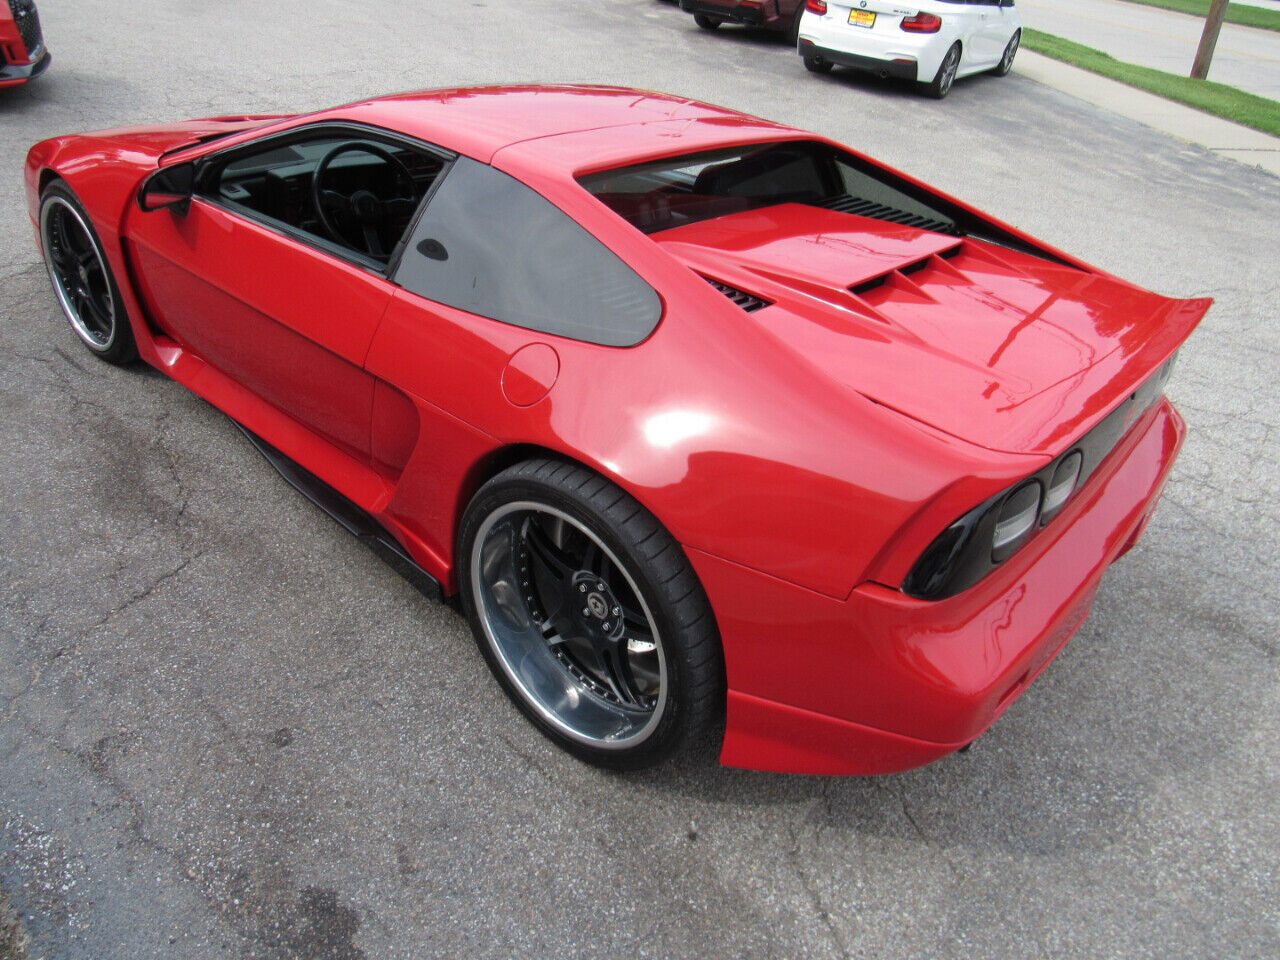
[602, 621, 611, 631]
[612, 606, 620, 616]
[578, 584, 587, 592]
[582, 607, 590, 616]
[596, 582, 606, 592]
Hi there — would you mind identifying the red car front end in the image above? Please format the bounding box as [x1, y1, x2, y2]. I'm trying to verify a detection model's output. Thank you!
[0, 0, 49, 88]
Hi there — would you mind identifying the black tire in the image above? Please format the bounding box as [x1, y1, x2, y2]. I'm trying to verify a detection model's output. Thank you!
[803, 54, 832, 74]
[992, 30, 1020, 77]
[921, 42, 961, 99]
[458, 459, 724, 770]
[38, 181, 137, 364]
[694, 13, 722, 30]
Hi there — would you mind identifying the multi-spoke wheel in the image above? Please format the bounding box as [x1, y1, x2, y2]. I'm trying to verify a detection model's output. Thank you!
[992, 30, 1020, 77]
[39, 183, 136, 363]
[922, 42, 961, 99]
[459, 459, 723, 769]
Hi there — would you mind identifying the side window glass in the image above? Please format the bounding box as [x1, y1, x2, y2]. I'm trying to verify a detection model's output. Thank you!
[212, 130, 446, 264]
[393, 157, 662, 347]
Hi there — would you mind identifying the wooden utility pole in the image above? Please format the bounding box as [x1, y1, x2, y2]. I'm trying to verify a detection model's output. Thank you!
[1191, 0, 1230, 80]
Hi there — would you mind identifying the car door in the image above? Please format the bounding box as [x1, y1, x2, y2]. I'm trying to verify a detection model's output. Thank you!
[970, 0, 1010, 66]
[127, 126, 445, 463]
[985, 0, 1018, 59]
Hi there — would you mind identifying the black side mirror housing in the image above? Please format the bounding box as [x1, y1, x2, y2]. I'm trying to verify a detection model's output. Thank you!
[138, 162, 197, 214]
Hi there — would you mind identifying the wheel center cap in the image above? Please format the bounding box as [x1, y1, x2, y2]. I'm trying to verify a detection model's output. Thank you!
[586, 593, 608, 619]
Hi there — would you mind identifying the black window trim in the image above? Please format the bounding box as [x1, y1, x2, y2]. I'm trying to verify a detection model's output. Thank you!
[192, 120, 457, 278]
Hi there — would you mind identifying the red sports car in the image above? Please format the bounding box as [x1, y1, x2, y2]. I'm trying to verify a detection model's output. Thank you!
[1, 0, 49, 88]
[25, 86, 1207, 774]
[680, 0, 807, 40]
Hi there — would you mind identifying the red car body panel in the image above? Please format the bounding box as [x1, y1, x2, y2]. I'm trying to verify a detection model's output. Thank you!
[25, 86, 1208, 774]
[679, 0, 807, 34]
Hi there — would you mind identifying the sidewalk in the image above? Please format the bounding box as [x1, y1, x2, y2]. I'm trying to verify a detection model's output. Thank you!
[1017, 50, 1280, 177]
[1017, 0, 1280, 100]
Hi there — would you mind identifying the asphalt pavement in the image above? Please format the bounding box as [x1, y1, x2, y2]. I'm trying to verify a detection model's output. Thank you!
[2, 2, 1278, 958]
[1019, 0, 1280, 99]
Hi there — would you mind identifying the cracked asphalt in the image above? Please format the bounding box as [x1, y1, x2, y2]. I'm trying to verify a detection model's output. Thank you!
[1, 1, 1277, 958]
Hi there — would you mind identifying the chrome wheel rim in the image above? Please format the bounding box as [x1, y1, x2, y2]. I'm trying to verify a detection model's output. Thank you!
[941, 48, 959, 94]
[40, 197, 115, 350]
[471, 502, 667, 749]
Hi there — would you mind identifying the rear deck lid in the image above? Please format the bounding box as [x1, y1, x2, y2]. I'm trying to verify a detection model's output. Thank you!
[657, 203, 1208, 455]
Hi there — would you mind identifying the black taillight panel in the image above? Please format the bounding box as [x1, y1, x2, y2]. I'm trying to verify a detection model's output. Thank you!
[901, 354, 1178, 600]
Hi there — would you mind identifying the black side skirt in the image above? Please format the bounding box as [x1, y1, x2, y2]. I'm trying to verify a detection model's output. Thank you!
[238, 425, 443, 601]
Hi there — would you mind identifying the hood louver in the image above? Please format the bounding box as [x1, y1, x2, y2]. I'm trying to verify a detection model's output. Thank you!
[703, 276, 771, 313]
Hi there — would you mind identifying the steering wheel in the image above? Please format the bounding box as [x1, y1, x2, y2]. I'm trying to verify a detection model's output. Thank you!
[311, 142, 418, 259]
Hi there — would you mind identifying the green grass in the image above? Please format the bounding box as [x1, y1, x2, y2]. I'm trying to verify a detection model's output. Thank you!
[1118, 0, 1280, 32]
[1021, 29, 1280, 137]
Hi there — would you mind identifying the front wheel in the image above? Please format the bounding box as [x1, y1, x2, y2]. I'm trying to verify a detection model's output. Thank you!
[993, 30, 1020, 77]
[694, 13, 722, 30]
[458, 460, 724, 769]
[39, 182, 137, 364]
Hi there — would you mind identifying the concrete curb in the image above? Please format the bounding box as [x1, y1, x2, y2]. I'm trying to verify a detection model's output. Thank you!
[1015, 49, 1280, 177]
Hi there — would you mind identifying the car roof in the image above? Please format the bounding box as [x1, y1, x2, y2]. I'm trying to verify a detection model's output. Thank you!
[330, 84, 799, 166]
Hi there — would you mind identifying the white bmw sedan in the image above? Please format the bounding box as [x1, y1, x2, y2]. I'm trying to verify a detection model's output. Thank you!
[797, 0, 1022, 98]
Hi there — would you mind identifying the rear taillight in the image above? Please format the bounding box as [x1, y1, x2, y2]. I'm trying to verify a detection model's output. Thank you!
[805, 0, 827, 14]
[901, 12, 942, 32]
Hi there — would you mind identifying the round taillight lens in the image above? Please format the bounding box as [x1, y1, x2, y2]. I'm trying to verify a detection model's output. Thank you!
[1040, 451, 1083, 524]
[992, 481, 1042, 563]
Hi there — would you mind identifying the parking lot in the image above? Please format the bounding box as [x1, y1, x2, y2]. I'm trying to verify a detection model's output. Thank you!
[1, 1, 1277, 957]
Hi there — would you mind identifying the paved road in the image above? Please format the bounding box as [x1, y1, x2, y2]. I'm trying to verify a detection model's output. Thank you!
[1020, 0, 1280, 99]
[2, 2, 1278, 958]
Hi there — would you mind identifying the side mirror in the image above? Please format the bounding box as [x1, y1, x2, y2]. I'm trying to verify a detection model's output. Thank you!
[138, 162, 196, 214]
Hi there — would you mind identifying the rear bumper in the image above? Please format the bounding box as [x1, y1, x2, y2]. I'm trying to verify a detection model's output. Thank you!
[797, 7, 948, 81]
[0, 48, 50, 87]
[798, 38, 918, 80]
[680, 0, 765, 27]
[693, 398, 1186, 775]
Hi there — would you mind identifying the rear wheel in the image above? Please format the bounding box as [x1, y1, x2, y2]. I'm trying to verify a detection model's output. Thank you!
[803, 54, 832, 74]
[458, 459, 724, 769]
[694, 13, 722, 29]
[38, 182, 137, 364]
[921, 42, 961, 99]
[993, 30, 1020, 77]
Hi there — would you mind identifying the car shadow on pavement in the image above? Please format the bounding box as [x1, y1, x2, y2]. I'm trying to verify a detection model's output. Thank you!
[0, 72, 55, 113]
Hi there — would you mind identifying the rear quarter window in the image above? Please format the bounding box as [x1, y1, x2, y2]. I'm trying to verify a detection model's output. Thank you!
[393, 157, 662, 347]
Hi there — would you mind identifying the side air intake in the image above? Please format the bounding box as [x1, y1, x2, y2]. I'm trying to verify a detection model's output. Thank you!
[703, 276, 772, 313]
